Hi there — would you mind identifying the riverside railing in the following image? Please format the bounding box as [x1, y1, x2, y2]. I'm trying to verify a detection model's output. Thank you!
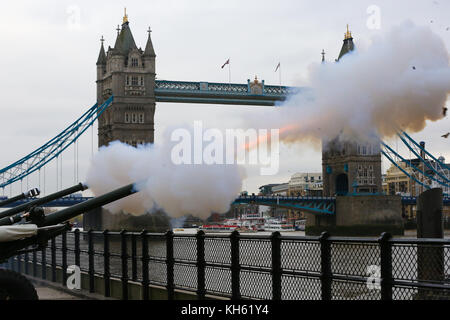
[2, 229, 450, 300]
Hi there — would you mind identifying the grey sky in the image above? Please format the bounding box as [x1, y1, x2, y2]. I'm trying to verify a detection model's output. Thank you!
[0, 0, 448, 195]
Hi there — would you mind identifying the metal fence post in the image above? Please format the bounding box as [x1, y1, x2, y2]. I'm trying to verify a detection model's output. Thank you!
[166, 230, 175, 300]
[271, 231, 282, 300]
[88, 229, 95, 293]
[103, 229, 110, 297]
[120, 230, 128, 300]
[17, 253, 22, 273]
[7, 257, 12, 271]
[230, 230, 241, 300]
[32, 249, 37, 277]
[196, 230, 206, 299]
[51, 237, 56, 282]
[378, 232, 392, 300]
[41, 247, 47, 280]
[319, 231, 332, 300]
[24, 251, 29, 275]
[131, 233, 137, 282]
[141, 230, 149, 300]
[62, 230, 67, 286]
[74, 229, 80, 267]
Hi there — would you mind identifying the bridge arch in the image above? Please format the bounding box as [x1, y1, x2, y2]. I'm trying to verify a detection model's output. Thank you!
[335, 173, 349, 195]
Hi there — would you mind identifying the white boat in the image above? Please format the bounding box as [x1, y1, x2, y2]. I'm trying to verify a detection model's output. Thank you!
[295, 219, 306, 231]
[199, 224, 239, 232]
[263, 219, 296, 232]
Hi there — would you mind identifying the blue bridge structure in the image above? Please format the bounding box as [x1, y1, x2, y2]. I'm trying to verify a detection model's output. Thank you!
[1, 195, 449, 217]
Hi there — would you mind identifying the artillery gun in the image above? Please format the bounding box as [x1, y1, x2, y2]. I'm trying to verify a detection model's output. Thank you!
[0, 188, 40, 208]
[0, 182, 138, 300]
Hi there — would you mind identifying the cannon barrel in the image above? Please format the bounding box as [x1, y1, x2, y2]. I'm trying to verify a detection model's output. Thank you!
[38, 182, 137, 227]
[0, 183, 138, 261]
[0, 183, 87, 220]
[0, 188, 40, 208]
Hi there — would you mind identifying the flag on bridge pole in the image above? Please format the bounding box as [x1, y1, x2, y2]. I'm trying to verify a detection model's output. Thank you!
[221, 58, 230, 69]
[221, 58, 231, 84]
[275, 62, 281, 86]
[275, 62, 280, 72]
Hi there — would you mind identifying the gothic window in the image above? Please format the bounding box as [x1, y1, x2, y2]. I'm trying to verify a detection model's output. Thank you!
[125, 113, 130, 123]
[131, 76, 138, 86]
[126, 76, 130, 86]
[140, 77, 144, 86]
[131, 58, 138, 67]
[132, 113, 137, 123]
[139, 113, 144, 123]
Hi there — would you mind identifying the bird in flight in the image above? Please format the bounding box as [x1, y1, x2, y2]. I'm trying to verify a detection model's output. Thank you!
[442, 132, 450, 139]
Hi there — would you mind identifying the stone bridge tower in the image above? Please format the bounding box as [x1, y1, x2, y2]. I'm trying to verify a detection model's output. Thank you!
[96, 10, 156, 147]
[322, 26, 382, 196]
[85, 12, 168, 232]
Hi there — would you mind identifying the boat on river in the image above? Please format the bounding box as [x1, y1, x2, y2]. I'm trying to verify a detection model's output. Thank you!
[263, 219, 296, 232]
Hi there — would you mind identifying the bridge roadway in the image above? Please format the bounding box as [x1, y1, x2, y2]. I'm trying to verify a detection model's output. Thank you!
[154, 80, 302, 106]
[1, 195, 449, 215]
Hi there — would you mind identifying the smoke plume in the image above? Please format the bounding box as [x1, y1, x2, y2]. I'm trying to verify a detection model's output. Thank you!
[257, 21, 450, 145]
[85, 133, 246, 219]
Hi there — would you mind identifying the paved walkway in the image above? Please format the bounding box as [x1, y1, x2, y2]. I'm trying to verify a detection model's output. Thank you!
[35, 286, 83, 300]
[27, 276, 113, 300]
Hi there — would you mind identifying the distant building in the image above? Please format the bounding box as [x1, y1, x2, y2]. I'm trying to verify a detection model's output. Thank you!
[271, 183, 289, 196]
[288, 172, 323, 197]
[383, 155, 450, 220]
[257, 172, 324, 221]
[384, 156, 450, 197]
[258, 184, 281, 195]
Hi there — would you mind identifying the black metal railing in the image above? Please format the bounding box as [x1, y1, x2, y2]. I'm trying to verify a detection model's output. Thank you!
[2, 229, 450, 300]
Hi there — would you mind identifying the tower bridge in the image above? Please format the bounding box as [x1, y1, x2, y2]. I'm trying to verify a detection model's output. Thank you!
[1, 13, 449, 235]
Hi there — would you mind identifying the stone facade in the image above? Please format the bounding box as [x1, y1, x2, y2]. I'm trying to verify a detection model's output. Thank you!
[322, 138, 382, 196]
[84, 15, 160, 231]
[96, 18, 156, 147]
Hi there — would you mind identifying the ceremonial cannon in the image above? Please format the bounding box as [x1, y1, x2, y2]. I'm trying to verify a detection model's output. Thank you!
[0, 182, 138, 299]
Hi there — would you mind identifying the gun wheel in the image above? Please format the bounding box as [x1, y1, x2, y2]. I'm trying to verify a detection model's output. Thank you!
[0, 269, 38, 300]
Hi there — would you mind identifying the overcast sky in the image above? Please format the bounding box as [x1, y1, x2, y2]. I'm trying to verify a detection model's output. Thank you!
[0, 0, 449, 196]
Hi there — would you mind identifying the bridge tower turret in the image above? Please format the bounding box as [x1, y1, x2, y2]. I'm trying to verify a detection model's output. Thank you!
[96, 10, 156, 148]
[96, 36, 107, 104]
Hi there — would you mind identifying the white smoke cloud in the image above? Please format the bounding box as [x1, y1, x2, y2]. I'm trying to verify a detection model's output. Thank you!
[253, 21, 450, 145]
[85, 130, 246, 219]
